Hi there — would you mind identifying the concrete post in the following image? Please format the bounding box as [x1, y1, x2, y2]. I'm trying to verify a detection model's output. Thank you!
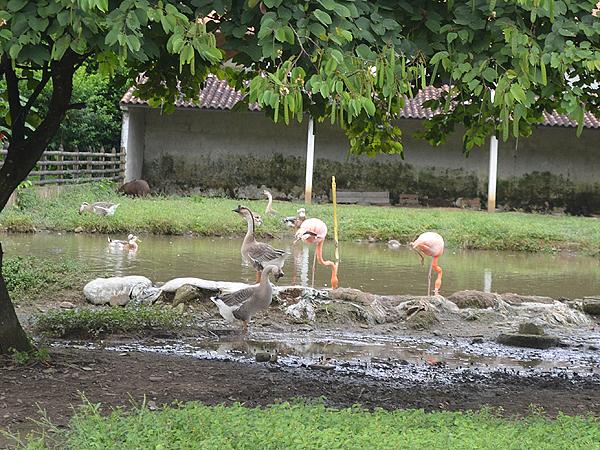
[487, 134, 498, 212]
[487, 90, 498, 212]
[304, 116, 315, 204]
[120, 108, 131, 182]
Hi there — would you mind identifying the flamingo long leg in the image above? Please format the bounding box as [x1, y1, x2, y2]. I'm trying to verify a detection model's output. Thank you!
[427, 260, 433, 296]
[432, 256, 443, 295]
[311, 247, 317, 288]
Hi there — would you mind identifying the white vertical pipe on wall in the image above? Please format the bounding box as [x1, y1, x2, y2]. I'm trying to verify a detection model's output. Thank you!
[487, 90, 498, 212]
[304, 116, 315, 204]
[120, 108, 131, 182]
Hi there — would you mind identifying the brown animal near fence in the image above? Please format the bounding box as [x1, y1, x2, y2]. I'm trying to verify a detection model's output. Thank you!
[118, 179, 151, 197]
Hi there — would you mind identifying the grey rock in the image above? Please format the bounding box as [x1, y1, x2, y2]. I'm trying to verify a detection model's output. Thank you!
[582, 297, 600, 316]
[255, 352, 277, 363]
[501, 293, 554, 305]
[406, 310, 439, 330]
[518, 322, 545, 335]
[497, 333, 559, 349]
[447, 290, 497, 309]
[59, 301, 76, 309]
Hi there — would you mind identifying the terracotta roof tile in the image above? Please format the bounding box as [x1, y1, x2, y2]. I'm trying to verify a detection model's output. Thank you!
[121, 76, 260, 111]
[121, 78, 600, 129]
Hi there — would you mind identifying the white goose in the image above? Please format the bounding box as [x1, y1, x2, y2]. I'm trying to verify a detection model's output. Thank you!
[79, 202, 120, 216]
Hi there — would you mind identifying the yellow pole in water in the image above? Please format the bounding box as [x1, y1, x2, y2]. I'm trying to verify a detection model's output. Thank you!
[332, 176, 340, 267]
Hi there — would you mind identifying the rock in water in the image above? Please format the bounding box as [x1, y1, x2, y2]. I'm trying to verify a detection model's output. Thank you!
[496, 333, 559, 349]
[255, 352, 277, 363]
[582, 297, 600, 316]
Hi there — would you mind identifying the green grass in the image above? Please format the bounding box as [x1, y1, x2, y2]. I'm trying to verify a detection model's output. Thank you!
[2, 182, 600, 254]
[34, 306, 192, 338]
[3, 256, 86, 304]
[14, 401, 600, 449]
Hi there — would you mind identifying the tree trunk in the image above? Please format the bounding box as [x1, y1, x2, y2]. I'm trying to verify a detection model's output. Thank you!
[0, 243, 32, 353]
[0, 50, 83, 354]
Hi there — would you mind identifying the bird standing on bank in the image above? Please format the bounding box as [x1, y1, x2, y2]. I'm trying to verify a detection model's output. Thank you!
[211, 263, 282, 334]
[79, 202, 119, 216]
[263, 189, 277, 215]
[283, 207, 307, 229]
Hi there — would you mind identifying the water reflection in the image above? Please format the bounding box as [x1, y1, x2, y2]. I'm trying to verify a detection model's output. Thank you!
[2, 232, 600, 298]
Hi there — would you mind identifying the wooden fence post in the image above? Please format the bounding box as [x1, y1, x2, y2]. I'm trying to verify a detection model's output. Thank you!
[57, 147, 63, 185]
[111, 147, 117, 181]
[74, 147, 80, 182]
[119, 146, 126, 183]
[87, 148, 93, 181]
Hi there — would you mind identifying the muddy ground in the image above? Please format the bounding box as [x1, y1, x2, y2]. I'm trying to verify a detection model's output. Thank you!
[2, 345, 600, 447]
[2, 286, 600, 446]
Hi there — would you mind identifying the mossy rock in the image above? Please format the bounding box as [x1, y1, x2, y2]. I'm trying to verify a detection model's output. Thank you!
[173, 284, 219, 306]
[447, 291, 497, 309]
[496, 333, 559, 349]
[406, 310, 439, 330]
[518, 322, 545, 335]
[582, 298, 600, 316]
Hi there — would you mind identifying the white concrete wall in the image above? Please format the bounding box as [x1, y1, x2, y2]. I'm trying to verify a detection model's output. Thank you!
[138, 107, 600, 183]
[123, 107, 146, 181]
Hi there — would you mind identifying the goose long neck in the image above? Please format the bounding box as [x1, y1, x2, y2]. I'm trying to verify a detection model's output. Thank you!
[257, 267, 273, 296]
[243, 212, 255, 243]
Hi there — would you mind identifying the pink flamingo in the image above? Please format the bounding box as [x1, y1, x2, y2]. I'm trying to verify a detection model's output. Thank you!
[411, 232, 444, 296]
[294, 218, 339, 289]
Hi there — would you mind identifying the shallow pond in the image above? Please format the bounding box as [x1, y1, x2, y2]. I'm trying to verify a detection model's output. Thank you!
[60, 328, 600, 383]
[3, 232, 600, 298]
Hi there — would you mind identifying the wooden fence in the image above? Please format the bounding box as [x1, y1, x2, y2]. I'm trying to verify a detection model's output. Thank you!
[0, 146, 125, 186]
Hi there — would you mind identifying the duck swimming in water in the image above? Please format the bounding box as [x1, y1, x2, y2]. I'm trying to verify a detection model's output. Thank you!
[108, 234, 141, 252]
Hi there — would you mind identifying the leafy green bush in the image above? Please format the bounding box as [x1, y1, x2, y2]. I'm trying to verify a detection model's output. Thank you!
[20, 401, 600, 449]
[21, 65, 131, 151]
[3, 256, 84, 303]
[34, 306, 192, 338]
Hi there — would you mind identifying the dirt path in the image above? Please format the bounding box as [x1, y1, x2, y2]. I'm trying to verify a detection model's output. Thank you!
[1, 347, 600, 446]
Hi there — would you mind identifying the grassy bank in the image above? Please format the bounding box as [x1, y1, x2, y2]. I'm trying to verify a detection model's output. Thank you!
[4, 256, 87, 304]
[34, 306, 192, 338]
[2, 183, 600, 254]
[13, 401, 600, 449]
